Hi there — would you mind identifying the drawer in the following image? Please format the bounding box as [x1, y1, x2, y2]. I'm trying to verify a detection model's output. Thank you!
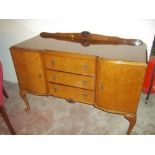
[48, 83, 94, 105]
[44, 51, 96, 76]
[46, 70, 95, 90]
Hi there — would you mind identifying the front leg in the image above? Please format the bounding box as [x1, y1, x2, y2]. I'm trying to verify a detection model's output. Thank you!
[19, 90, 30, 111]
[0, 105, 16, 135]
[124, 114, 136, 135]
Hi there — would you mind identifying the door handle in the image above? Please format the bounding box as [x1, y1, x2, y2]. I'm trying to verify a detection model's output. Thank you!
[37, 73, 42, 79]
[100, 84, 104, 90]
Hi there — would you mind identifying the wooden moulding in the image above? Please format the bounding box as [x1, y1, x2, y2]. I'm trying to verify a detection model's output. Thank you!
[40, 31, 143, 47]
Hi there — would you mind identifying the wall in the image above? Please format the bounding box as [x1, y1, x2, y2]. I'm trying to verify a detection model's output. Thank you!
[0, 19, 155, 83]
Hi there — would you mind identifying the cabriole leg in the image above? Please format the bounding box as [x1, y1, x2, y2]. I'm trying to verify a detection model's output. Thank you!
[124, 114, 136, 135]
[19, 90, 30, 111]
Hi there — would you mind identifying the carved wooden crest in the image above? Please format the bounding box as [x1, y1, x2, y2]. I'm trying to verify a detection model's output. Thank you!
[40, 31, 143, 46]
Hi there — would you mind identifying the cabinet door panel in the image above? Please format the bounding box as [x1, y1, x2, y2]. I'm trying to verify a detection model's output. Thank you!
[11, 48, 47, 94]
[96, 59, 146, 114]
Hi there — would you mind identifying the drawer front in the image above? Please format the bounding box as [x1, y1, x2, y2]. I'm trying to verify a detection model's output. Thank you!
[44, 52, 96, 76]
[46, 70, 95, 90]
[48, 83, 94, 105]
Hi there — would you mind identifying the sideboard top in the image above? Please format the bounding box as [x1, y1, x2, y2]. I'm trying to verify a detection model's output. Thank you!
[12, 34, 147, 63]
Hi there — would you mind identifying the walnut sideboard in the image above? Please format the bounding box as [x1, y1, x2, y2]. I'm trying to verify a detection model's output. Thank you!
[10, 32, 147, 134]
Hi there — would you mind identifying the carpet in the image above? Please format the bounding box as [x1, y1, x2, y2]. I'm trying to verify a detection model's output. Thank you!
[0, 81, 155, 135]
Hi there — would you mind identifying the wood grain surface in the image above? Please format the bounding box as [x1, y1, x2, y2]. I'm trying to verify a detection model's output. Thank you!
[44, 51, 96, 76]
[96, 58, 146, 114]
[11, 47, 47, 94]
[46, 70, 95, 90]
[48, 83, 94, 105]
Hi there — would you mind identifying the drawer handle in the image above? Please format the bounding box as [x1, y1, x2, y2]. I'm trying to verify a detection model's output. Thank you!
[83, 80, 88, 85]
[51, 59, 55, 66]
[52, 75, 56, 80]
[83, 64, 89, 71]
[53, 87, 58, 93]
[82, 93, 88, 98]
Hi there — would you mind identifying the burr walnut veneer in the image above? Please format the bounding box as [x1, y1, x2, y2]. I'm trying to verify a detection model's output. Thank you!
[10, 32, 147, 134]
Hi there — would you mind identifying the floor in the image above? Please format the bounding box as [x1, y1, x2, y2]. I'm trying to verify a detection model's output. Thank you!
[0, 81, 155, 135]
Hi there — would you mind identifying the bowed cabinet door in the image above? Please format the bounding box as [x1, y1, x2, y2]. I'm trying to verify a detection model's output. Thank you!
[96, 59, 146, 114]
[10, 47, 47, 94]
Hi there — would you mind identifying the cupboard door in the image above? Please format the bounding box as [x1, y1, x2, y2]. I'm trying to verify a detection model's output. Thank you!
[11, 48, 47, 94]
[96, 59, 146, 114]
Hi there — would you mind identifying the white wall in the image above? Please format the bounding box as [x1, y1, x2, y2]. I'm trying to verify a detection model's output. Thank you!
[0, 19, 155, 83]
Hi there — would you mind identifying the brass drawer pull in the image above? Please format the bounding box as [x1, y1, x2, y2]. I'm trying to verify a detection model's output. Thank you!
[51, 59, 55, 66]
[53, 87, 58, 93]
[52, 75, 56, 80]
[82, 93, 88, 98]
[83, 80, 88, 85]
[83, 64, 89, 71]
